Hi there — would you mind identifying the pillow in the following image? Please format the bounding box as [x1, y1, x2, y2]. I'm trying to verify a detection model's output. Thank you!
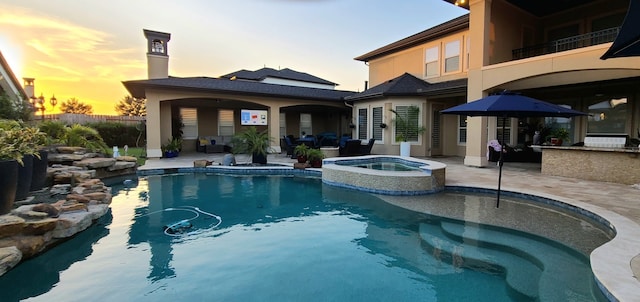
[210, 139, 216, 145]
[199, 138, 210, 146]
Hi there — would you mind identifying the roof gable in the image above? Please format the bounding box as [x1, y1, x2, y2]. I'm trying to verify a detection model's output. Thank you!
[345, 73, 467, 101]
[221, 67, 337, 86]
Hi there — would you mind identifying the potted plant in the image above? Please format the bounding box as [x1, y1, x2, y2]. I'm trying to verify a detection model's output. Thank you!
[231, 127, 273, 164]
[161, 137, 182, 158]
[390, 105, 426, 156]
[294, 144, 310, 163]
[548, 128, 570, 146]
[307, 148, 324, 168]
[0, 120, 45, 213]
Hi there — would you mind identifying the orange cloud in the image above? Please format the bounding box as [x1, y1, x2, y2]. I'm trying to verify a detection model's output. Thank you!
[0, 4, 145, 114]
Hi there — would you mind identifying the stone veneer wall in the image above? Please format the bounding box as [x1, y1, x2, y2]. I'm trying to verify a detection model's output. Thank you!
[541, 147, 640, 185]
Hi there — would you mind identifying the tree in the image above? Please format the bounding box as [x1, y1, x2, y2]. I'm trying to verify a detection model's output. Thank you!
[60, 98, 93, 114]
[0, 92, 32, 121]
[115, 95, 146, 116]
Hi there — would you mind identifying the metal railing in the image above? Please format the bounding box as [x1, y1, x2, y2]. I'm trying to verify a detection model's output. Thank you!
[512, 27, 620, 60]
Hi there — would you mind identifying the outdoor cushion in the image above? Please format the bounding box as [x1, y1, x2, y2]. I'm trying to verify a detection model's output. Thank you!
[199, 138, 210, 146]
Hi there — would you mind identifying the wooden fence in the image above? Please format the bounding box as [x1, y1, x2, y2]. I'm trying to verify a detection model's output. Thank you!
[38, 113, 145, 125]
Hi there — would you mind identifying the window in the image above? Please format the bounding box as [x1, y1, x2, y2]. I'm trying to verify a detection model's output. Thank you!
[425, 46, 439, 77]
[496, 117, 511, 143]
[372, 107, 383, 141]
[180, 108, 197, 139]
[218, 109, 234, 136]
[358, 108, 368, 140]
[444, 40, 460, 73]
[300, 113, 312, 136]
[279, 113, 286, 137]
[393, 105, 420, 142]
[458, 116, 467, 144]
[465, 36, 470, 70]
[587, 97, 627, 133]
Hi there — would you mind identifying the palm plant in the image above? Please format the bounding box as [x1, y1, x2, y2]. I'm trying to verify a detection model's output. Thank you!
[64, 124, 109, 153]
[231, 127, 273, 164]
[390, 105, 426, 142]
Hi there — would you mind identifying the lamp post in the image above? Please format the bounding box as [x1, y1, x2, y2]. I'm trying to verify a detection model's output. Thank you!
[37, 94, 45, 121]
[49, 95, 57, 119]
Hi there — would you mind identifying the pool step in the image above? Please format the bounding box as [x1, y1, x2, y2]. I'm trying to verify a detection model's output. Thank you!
[419, 219, 599, 301]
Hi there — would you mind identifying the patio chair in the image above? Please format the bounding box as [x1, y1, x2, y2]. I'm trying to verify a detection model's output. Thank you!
[339, 139, 362, 156]
[282, 136, 298, 157]
[359, 138, 375, 155]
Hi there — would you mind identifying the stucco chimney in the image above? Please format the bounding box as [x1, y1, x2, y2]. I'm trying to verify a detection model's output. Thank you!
[143, 29, 171, 79]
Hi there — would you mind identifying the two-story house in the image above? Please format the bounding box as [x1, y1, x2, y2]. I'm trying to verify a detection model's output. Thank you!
[351, 0, 640, 166]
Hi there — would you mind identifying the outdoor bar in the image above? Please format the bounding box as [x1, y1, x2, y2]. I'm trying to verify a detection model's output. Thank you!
[540, 142, 640, 185]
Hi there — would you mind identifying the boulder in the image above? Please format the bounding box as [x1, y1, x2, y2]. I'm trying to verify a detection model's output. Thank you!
[53, 211, 92, 239]
[73, 158, 116, 169]
[56, 146, 87, 154]
[0, 216, 26, 239]
[0, 246, 21, 276]
[66, 194, 91, 203]
[107, 161, 136, 171]
[0, 235, 48, 258]
[60, 203, 88, 213]
[194, 160, 213, 167]
[48, 153, 88, 163]
[116, 156, 138, 162]
[32, 203, 61, 218]
[22, 219, 58, 236]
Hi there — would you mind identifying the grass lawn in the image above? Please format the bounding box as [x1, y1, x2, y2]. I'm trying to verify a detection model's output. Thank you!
[122, 147, 146, 166]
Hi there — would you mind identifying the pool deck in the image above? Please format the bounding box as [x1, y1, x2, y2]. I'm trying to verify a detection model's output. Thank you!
[140, 152, 640, 301]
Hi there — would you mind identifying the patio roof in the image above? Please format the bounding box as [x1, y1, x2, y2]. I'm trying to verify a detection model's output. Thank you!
[344, 73, 467, 101]
[122, 76, 354, 102]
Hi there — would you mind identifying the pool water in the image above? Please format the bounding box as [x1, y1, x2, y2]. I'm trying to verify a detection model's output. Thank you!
[0, 174, 609, 302]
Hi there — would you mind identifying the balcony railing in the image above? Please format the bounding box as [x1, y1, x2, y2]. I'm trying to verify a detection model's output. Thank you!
[512, 27, 620, 60]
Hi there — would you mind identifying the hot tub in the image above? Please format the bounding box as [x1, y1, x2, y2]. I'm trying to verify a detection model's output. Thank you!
[322, 155, 446, 195]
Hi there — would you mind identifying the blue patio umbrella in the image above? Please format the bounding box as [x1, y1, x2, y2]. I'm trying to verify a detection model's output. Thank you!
[441, 91, 587, 207]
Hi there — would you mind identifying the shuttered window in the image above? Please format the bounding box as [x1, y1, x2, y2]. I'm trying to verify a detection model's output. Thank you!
[496, 117, 511, 143]
[358, 108, 368, 140]
[394, 105, 420, 142]
[180, 108, 197, 139]
[219, 109, 234, 136]
[300, 113, 312, 136]
[372, 107, 383, 141]
[279, 112, 286, 137]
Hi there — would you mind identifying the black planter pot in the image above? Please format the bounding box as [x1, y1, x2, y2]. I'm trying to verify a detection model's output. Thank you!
[30, 150, 49, 191]
[252, 152, 267, 165]
[15, 155, 34, 201]
[0, 159, 19, 215]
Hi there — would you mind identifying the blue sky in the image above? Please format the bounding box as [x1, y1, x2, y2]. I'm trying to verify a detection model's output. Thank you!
[0, 0, 466, 113]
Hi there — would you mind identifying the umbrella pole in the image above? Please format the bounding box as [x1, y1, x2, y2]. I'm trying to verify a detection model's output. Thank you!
[497, 117, 506, 208]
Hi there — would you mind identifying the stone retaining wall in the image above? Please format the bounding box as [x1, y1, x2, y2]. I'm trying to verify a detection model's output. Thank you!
[0, 146, 137, 276]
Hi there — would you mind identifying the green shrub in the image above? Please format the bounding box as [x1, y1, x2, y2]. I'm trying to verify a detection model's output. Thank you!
[65, 124, 109, 153]
[86, 122, 141, 147]
[38, 121, 67, 144]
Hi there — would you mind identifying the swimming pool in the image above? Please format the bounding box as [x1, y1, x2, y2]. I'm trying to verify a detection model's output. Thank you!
[0, 173, 611, 301]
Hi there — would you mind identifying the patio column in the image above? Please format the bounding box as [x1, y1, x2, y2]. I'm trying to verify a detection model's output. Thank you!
[268, 104, 282, 153]
[146, 94, 162, 158]
[464, 0, 492, 167]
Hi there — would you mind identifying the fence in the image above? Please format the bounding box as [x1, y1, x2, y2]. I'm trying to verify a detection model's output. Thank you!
[39, 113, 145, 125]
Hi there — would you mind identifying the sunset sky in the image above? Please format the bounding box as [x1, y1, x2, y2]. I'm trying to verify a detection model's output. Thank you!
[0, 0, 465, 115]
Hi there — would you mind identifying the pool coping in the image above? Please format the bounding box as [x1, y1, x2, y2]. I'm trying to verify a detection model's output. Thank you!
[136, 164, 640, 302]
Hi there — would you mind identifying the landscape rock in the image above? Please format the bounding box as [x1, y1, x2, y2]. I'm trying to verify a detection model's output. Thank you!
[56, 146, 87, 154]
[53, 211, 93, 239]
[0, 246, 21, 276]
[107, 161, 136, 171]
[22, 219, 58, 236]
[73, 158, 116, 169]
[32, 203, 61, 218]
[116, 156, 138, 162]
[0, 216, 26, 239]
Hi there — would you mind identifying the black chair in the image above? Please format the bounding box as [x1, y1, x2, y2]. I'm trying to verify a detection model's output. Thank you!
[282, 136, 298, 157]
[359, 138, 375, 155]
[339, 139, 362, 156]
